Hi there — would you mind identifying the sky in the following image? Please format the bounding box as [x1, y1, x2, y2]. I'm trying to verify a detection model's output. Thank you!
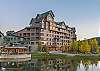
[0, 0, 100, 40]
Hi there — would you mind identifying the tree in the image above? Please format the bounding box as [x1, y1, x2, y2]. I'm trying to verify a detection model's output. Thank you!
[79, 41, 85, 53]
[42, 45, 48, 52]
[84, 41, 91, 53]
[37, 40, 43, 52]
[79, 40, 91, 54]
[62, 44, 68, 52]
[88, 39, 94, 53]
[38, 40, 47, 52]
[92, 38, 99, 53]
[71, 41, 79, 53]
[77, 40, 82, 52]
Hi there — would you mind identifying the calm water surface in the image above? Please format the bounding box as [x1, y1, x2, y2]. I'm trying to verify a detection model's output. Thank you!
[0, 57, 100, 71]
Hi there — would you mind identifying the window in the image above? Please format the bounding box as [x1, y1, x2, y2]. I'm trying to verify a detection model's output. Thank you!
[41, 33, 44, 36]
[27, 28, 30, 31]
[36, 42, 39, 44]
[58, 28, 60, 31]
[10, 38, 13, 40]
[36, 33, 39, 36]
[49, 34, 51, 37]
[54, 35, 56, 38]
[48, 15, 53, 21]
[71, 32, 73, 34]
[57, 32, 59, 34]
[23, 33, 26, 37]
[50, 43, 51, 45]
[27, 38, 30, 40]
[50, 38, 51, 41]
[28, 42, 30, 44]
[19, 33, 22, 36]
[27, 33, 30, 37]
[57, 35, 59, 38]
[57, 39, 59, 42]
[42, 42, 44, 44]
[47, 38, 48, 41]
[14, 37, 16, 40]
[47, 34, 49, 36]
[41, 37, 44, 40]
[31, 37, 35, 41]
[36, 37, 39, 40]
[31, 42, 34, 45]
[31, 33, 34, 36]
[0, 35, 2, 38]
[50, 30, 52, 33]
[61, 36, 63, 38]
[47, 42, 48, 45]
[52, 35, 54, 37]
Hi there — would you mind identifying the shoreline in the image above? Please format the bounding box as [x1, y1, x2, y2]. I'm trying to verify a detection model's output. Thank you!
[32, 52, 100, 59]
[51, 52, 100, 56]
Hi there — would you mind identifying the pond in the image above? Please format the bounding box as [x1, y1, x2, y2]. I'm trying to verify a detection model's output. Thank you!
[0, 56, 100, 71]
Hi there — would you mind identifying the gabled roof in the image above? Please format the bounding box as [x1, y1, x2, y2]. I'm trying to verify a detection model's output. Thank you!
[56, 21, 69, 29]
[56, 21, 65, 26]
[40, 10, 55, 18]
[6, 34, 25, 38]
[29, 18, 34, 25]
[30, 10, 55, 25]
[36, 10, 55, 20]
[16, 26, 35, 33]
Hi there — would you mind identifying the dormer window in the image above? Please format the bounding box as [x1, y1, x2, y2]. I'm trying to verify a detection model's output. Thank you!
[0, 35, 1, 37]
[47, 14, 53, 21]
[27, 28, 30, 31]
[48, 15, 52, 21]
[36, 14, 40, 19]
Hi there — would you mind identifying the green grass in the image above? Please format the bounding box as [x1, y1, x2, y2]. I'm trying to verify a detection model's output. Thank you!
[32, 52, 69, 59]
[32, 52, 100, 61]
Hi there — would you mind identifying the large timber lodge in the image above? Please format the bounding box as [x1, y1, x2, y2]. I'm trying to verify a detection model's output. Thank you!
[16, 10, 77, 52]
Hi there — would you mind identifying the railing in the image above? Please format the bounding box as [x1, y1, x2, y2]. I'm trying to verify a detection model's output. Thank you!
[0, 54, 31, 58]
[0, 54, 31, 62]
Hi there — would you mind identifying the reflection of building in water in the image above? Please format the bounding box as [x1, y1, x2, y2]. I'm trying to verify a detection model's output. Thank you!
[0, 60, 32, 71]
[4, 31, 26, 47]
[0, 58, 99, 71]
[32, 58, 78, 71]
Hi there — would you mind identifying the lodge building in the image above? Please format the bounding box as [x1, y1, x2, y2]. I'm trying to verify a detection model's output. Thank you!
[16, 10, 76, 51]
[0, 47, 27, 54]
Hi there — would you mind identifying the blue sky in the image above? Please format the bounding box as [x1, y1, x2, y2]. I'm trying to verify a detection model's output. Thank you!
[0, 0, 100, 40]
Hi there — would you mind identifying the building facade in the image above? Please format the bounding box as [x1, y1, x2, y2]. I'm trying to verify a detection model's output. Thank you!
[16, 10, 76, 51]
[4, 31, 26, 47]
[1, 47, 28, 54]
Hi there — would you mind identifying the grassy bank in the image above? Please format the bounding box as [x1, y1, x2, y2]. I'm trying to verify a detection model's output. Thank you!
[32, 52, 100, 61]
[32, 52, 69, 59]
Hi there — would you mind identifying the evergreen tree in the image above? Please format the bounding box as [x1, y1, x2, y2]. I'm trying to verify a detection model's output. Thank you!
[92, 38, 99, 53]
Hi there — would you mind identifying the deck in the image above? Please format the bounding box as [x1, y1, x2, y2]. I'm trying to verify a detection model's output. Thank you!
[0, 54, 31, 62]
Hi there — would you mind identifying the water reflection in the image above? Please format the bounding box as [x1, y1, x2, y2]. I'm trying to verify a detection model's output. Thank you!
[0, 57, 100, 71]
